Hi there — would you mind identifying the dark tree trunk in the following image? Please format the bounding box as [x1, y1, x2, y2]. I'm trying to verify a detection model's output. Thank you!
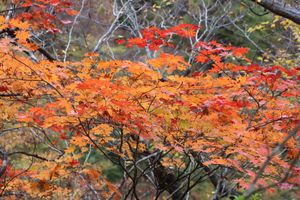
[253, 0, 300, 24]
[152, 161, 184, 200]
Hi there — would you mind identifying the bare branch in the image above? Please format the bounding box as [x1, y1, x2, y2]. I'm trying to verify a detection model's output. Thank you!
[63, 0, 87, 62]
[8, 151, 49, 161]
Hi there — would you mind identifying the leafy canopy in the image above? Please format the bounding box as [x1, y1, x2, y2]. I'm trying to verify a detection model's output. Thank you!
[0, 1, 299, 199]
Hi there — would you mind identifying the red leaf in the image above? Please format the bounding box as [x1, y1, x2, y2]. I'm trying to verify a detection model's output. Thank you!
[0, 85, 8, 92]
[69, 159, 80, 166]
[65, 9, 79, 16]
[195, 54, 209, 63]
[232, 47, 248, 57]
[127, 38, 147, 48]
[115, 39, 126, 45]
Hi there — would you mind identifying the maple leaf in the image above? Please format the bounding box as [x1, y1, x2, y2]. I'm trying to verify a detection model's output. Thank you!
[65, 9, 79, 16]
[0, 85, 8, 92]
[169, 24, 198, 38]
[127, 38, 147, 48]
[232, 47, 248, 57]
[195, 54, 209, 63]
[147, 53, 189, 72]
[69, 159, 80, 166]
[115, 39, 126, 45]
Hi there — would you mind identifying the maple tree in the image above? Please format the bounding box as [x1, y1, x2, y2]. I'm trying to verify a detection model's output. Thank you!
[0, 1, 299, 199]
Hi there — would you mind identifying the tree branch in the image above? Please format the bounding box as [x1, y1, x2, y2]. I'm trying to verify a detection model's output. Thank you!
[8, 151, 49, 161]
[0, 93, 21, 97]
[252, 0, 300, 24]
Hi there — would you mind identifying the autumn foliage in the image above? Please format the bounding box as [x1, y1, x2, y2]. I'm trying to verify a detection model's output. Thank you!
[0, 1, 299, 199]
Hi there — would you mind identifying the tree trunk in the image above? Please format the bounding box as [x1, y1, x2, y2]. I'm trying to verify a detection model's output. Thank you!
[252, 0, 300, 24]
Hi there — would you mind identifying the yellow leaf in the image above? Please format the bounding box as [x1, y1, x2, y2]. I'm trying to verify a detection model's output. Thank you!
[64, 146, 75, 154]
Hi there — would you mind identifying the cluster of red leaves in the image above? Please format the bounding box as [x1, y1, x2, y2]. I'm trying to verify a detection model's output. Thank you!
[120, 24, 249, 71]
[0, 160, 23, 185]
[0, 85, 8, 92]
[13, 0, 78, 32]
[245, 65, 300, 100]
[195, 41, 249, 64]
[120, 24, 198, 50]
